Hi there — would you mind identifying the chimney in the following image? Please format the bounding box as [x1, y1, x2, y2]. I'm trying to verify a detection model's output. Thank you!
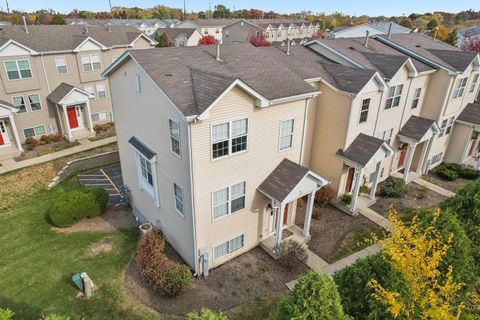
[433, 27, 439, 41]
[22, 16, 28, 34]
[286, 37, 291, 55]
[215, 42, 221, 61]
[364, 30, 370, 47]
[387, 21, 393, 38]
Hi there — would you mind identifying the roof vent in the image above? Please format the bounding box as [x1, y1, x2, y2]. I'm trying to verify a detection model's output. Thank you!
[164, 73, 175, 77]
[415, 44, 421, 48]
[349, 46, 356, 50]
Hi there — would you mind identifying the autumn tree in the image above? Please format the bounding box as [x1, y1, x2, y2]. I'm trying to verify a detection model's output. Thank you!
[368, 210, 464, 320]
[399, 17, 414, 29]
[426, 19, 438, 29]
[50, 14, 66, 25]
[154, 32, 172, 48]
[212, 4, 231, 19]
[198, 35, 217, 46]
[462, 35, 480, 52]
[429, 25, 449, 41]
[151, 5, 171, 19]
[247, 32, 270, 47]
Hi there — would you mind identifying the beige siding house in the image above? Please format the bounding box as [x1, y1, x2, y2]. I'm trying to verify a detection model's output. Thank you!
[0, 25, 154, 160]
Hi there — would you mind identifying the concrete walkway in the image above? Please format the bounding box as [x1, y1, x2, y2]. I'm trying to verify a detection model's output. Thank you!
[358, 206, 393, 231]
[0, 136, 117, 174]
[412, 177, 456, 197]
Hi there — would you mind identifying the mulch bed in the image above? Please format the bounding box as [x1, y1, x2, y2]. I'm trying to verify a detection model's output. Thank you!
[422, 172, 471, 192]
[370, 181, 447, 217]
[124, 246, 308, 316]
[13, 140, 80, 161]
[295, 203, 381, 263]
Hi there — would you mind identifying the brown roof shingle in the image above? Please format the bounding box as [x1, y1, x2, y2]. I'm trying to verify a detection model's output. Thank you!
[47, 83, 75, 103]
[398, 115, 436, 141]
[336, 133, 387, 166]
[457, 102, 480, 126]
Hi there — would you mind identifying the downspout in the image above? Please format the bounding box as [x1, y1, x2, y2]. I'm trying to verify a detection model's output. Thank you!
[439, 75, 455, 121]
[40, 54, 51, 93]
[373, 87, 386, 135]
[398, 78, 413, 131]
[187, 121, 199, 276]
[343, 98, 355, 149]
[299, 97, 309, 165]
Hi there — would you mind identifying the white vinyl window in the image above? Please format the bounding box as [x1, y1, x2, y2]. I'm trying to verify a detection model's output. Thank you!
[385, 84, 403, 109]
[12, 96, 26, 113]
[212, 181, 246, 220]
[28, 94, 42, 111]
[96, 84, 106, 99]
[169, 119, 181, 156]
[470, 74, 479, 93]
[439, 119, 448, 137]
[445, 117, 455, 135]
[54, 57, 68, 74]
[431, 152, 443, 164]
[359, 98, 370, 123]
[23, 125, 45, 138]
[377, 128, 393, 144]
[174, 183, 184, 216]
[81, 55, 101, 72]
[411, 88, 422, 109]
[214, 234, 245, 260]
[133, 74, 141, 93]
[4, 60, 32, 80]
[91, 112, 107, 123]
[211, 119, 248, 159]
[453, 77, 468, 99]
[279, 119, 294, 150]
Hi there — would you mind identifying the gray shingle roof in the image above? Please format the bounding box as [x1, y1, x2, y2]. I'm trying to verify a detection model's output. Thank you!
[127, 44, 318, 117]
[322, 63, 377, 94]
[427, 49, 478, 72]
[336, 133, 386, 166]
[257, 158, 310, 202]
[154, 27, 198, 40]
[398, 115, 436, 141]
[128, 136, 156, 160]
[47, 83, 75, 104]
[457, 102, 480, 126]
[361, 52, 409, 79]
[0, 25, 144, 52]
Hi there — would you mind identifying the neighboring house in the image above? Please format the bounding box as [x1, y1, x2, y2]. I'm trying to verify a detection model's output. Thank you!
[66, 19, 180, 36]
[103, 33, 480, 275]
[457, 25, 480, 49]
[154, 28, 203, 47]
[175, 19, 234, 43]
[0, 25, 154, 160]
[330, 22, 411, 39]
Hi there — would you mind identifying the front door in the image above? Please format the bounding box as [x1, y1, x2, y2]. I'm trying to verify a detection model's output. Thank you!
[0, 120, 10, 146]
[67, 106, 84, 129]
[345, 167, 355, 193]
[269, 203, 289, 234]
[468, 132, 479, 157]
[398, 149, 407, 168]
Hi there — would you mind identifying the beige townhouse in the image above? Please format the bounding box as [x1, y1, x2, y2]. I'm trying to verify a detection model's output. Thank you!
[176, 19, 233, 43]
[103, 44, 330, 275]
[0, 25, 154, 160]
[153, 28, 203, 47]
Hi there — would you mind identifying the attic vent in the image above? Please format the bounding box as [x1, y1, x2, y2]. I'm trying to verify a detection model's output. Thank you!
[415, 44, 421, 48]
[164, 73, 175, 77]
[349, 46, 356, 50]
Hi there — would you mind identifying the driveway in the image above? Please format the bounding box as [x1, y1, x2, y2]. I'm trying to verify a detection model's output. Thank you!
[78, 164, 123, 207]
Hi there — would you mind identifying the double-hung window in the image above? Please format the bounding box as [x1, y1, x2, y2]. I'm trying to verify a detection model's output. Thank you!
[439, 119, 448, 137]
[174, 183, 184, 216]
[54, 57, 68, 74]
[96, 84, 106, 99]
[4, 60, 32, 80]
[169, 119, 181, 156]
[81, 55, 101, 72]
[213, 181, 246, 220]
[137, 153, 155, 199]
[470, 74, 479, 93]
[23, 125, 45, 138]
[411, 88, 422, 109]
[385, 84, 403, 109]
[445, 117, 455, 135]
[214, 234, 245, 260]
[212, 119, 248, 159]
[377, 128, 393, 145]
[453, 77, 468, 99]
[359, 98, 370, 123]
[28, 94, 42, 111]
[12, 96, 26, 113]
[279, 119, 294, 150]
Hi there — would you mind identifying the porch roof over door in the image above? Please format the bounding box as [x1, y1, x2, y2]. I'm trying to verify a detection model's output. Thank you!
[0, 100, 16, 117]
[457, 102, 480, 127]
[336, 133, 394, 168]
[47, 82, 94, 106]
[397, 115, 439, 143]
[258, 158, 329, 203]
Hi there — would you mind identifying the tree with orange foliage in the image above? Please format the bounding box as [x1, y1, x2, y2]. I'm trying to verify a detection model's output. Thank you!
[429, 25, 449, 41]
[198, 35, 217, 46]
[247, 32, 270, 47]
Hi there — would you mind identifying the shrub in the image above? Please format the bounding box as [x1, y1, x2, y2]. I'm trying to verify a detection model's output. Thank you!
[359, 185, 371, 194]
[136, 232, 165, 270]
[0, 308, 14, 320]
[52, 133, 63, 142]
[270, 271, 351, 320]
[37, 140, 47, 145]
[40, 134, 54, 144]
[40, 315, 71, 320]
[435, 165, 459, 181]
[378, 177, 408, 198]
[49, 188, 107, 227]
[91, 188, 109, 212]
[436, 163, 480, 180]
[277, 240, 308, 271]
[186, 309, 229, 320]
[315, 186, 336, 207]
[339, 193, 352, 206]
[25, 137, 37, 145]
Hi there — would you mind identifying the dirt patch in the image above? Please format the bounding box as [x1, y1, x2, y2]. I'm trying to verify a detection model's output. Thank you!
[296, 203, 382, 263]
[124, 246, 308, 316]
[371, 181, 446, 217]
[422, 172, 471, 192]
[88, 236, 115, 256]
[53, 206, 138, 233]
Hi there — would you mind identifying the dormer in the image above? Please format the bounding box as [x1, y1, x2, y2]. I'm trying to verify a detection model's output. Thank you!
[0, 40, 38, 58]
[73, 37, 108, 52]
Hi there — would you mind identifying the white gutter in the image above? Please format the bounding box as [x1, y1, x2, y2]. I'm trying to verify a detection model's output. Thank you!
[40, 54, 51, 93]
[187, 122, 199, 275]
[342, 98, 355, 150]
[268, 92, 319, 106]
[299, 97, 310, 165]
[439, 76, 455, 121]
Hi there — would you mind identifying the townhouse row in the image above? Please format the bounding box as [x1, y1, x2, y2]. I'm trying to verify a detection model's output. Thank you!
[0, 25, 154, 160]
[102, 33, 479, 276]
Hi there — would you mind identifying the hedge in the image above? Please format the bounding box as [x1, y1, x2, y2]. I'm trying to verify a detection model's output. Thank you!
[378, 177, 408, 198]
[435, 163, 480, 181]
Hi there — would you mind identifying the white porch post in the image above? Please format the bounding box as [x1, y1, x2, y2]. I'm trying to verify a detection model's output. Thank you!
[85, 100, 95, 133]
[349, 167, 363, 212]
[423, 136, 435, 173]
[62, 104, 73, 140]
[303, 191, 315, 237]
[403, 143, 417, 181]
[274, 201, 284, 251]
[369, 162, 381, 200]
[460, 128, 474, 164]
[416, 141, 429, 174]
[8, 115, 23, 152]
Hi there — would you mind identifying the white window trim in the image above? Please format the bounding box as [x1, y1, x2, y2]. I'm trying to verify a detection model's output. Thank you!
[278, 118, 295, 151]
[81, 54, 102, 72]
[470, 74, 479, 93]
[11, 95, 27, 114]
[3, 59, 33, 81]
[211, 180, 247, 222]
[96, 84, 107, 99]
[213, 233, 245, 261]
[134, 150, 159, 206]
[377, 128, 393, 145]
[169, 119, 181, 158]
[439, 119, 448, 137]
[27, 93, 42, 112]
[54, 56, 69, 75]
[411, 88, 422, 109]
[173, 183, 185, 217]
[210, 117, 249, 161]
[384, 84, 403, 110]
[453, 77, 468, 99]
[358, 98, 370, 123]
[84, 86, 95, 100]
[91, 111, 108, 123]
[22, 124, 46, 139]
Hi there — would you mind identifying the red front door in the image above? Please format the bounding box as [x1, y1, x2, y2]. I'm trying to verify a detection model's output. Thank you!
[0, 131, 4, 145]
[275, 203, 289, 229]
[67, 107, 79, 129]
[345, 167, 355, 193]
[398, 149, 407, 168]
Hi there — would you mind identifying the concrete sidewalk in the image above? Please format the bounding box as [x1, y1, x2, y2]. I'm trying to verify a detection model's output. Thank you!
[0, 136, 117, 174]
[413, 178, 456, 197]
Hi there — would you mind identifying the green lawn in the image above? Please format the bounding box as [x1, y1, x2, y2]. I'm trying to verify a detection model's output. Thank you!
[0, 178, 165, 320]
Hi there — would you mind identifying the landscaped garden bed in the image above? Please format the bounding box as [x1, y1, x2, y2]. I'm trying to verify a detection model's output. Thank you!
[14, 134, 80, 161]
[89, 123, 116, 142]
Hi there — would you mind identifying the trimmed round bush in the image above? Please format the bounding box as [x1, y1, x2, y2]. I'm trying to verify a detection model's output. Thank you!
[378, 177, 408, 198]
[339, 193, 352, 206]
[91, 188, 109, 212]
[49, 188, 108, 227]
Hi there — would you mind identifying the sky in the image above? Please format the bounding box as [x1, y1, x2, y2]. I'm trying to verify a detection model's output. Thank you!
[3, 0, 479, 16]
